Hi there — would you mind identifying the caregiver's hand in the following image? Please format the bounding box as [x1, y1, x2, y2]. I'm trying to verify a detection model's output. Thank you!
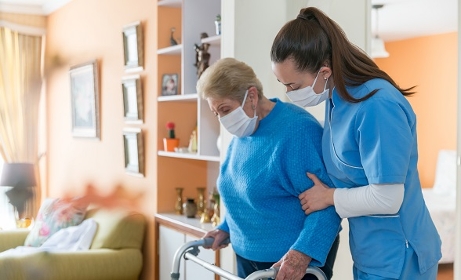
[272, 249, 311, 280]
[299, 172, 335, 215]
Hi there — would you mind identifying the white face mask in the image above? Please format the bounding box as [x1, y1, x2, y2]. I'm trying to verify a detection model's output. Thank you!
[286, 71, 329, 107]
[219, 90, 258, 137]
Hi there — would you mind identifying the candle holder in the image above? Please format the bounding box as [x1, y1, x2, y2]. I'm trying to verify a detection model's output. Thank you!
[211, 191, 220, 226]
[175, 187, 184, 215]
[196, 187, 206, 216]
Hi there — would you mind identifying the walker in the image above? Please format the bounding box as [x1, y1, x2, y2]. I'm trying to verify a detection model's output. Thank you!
[171, 238, 327, 280]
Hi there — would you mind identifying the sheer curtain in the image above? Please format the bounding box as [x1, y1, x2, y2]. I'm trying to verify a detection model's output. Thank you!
[0, 24, 44, 227]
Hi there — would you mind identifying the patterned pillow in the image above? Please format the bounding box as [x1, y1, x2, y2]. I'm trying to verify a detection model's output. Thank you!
[24, 198, 88, 247]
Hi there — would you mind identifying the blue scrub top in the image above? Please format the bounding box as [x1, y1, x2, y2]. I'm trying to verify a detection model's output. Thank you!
[323, 78, 441, 278]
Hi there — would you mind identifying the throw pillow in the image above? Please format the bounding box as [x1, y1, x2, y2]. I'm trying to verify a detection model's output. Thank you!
[24, 197, 88, 247]
[433, 150, 457, 195]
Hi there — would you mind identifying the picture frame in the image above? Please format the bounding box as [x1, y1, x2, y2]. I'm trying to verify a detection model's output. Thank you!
[69, 60, 100, 139]
[122, 75, 143, 123]
[122, 21, 143, 72]
[161, 73, 179, 96]
[123, 128, 144, 177]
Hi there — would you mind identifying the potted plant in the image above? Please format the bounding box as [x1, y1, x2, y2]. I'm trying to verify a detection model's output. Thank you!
[163, 121, 180, 152]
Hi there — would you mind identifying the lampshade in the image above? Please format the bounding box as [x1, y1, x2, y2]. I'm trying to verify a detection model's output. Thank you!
[0, 163, 37, 188]
[371, 36, 389, 58]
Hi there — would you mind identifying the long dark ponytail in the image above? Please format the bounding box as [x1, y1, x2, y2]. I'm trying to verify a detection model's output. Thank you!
[271, 7, 415, 103]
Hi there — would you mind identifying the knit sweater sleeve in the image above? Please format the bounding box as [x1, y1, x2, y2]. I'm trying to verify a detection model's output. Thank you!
[216, 215, 229, 233]
[279, 118, 341, 266]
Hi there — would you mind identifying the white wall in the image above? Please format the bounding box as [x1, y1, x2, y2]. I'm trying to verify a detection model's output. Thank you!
[455, 1, 461, 278]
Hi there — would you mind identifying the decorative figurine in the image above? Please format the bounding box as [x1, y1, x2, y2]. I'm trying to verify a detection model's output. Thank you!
[170, 27, 178, 46]
[194, 32, 211, 79]
[188, 126, 198, 153]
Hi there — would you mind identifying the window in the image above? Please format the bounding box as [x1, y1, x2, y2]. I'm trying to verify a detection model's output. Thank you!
[0, 159, 16, 229]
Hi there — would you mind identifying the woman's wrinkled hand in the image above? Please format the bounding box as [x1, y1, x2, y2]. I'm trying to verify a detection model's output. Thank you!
[202, 229, 229, 251]
[299, 172, 335, 215]
[272, 249, 312, 280]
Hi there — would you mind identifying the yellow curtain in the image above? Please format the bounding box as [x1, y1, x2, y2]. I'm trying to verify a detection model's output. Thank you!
[0, 26, 43, 219]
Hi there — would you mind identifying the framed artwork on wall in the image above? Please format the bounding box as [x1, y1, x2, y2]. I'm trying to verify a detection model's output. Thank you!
[122, 75, 143, 123]
[161, 73, 179, 96]
[69, 60, 100, 139]
[122, 21, 143, 72]
[123, 128, 144, 177]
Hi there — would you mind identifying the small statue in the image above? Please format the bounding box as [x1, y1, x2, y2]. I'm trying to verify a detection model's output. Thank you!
[194, 33, 211, 79]
[170, 27, 178, 46]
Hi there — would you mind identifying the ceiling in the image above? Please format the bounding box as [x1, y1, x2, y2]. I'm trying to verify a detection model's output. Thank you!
[371, 0, 458, 41]
[0, 0, 458, 42]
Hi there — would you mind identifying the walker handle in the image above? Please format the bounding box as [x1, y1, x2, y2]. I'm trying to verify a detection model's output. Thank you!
[202, 236, 230, 248]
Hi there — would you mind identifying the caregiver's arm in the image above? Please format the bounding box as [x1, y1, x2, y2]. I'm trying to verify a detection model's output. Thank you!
[333, 183, 404, 218]
[300, 173, 404, 218]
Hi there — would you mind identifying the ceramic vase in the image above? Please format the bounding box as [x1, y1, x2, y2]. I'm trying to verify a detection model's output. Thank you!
[183, 198, 197, 218]
[215, 20, 221, 35]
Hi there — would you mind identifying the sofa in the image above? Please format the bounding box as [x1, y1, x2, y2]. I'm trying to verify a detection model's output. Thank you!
[0, 207, 146, 280]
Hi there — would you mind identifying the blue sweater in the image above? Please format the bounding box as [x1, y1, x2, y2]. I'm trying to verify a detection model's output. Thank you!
[216, 98, 341, 266]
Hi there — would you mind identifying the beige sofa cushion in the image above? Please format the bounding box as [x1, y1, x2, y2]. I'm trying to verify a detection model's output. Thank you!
[84, 208, 145, 250]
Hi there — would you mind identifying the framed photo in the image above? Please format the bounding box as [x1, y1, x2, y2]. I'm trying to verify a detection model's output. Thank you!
[69, 60, 100, 139]
[122, 75, 143, 123]
[161, 73, 179, 96]
[123, 128, 144, 177]
[122, 21, 143, 72]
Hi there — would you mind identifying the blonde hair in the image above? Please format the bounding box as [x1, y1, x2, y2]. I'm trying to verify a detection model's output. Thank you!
[196, 57, 263, 102]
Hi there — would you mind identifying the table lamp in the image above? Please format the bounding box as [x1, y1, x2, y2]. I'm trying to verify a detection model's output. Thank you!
[0, 163, 37, 228]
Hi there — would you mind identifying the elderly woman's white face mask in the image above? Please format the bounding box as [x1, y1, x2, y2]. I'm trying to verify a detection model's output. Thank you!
[219, 90, 258, 137]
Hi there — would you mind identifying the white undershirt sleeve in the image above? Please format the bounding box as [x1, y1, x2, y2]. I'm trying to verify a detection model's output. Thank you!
[333, 183, 404, 218]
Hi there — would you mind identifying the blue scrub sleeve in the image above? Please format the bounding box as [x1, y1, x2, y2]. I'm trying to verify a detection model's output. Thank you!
[355, 98, 413, 184]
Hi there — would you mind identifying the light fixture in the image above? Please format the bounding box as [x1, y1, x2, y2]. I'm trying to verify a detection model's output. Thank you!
[371, 4, 389, 58]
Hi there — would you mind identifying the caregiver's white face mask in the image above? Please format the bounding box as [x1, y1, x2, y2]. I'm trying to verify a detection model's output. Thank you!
[219, 90, 258, 137]
[286, 71, 329, 107]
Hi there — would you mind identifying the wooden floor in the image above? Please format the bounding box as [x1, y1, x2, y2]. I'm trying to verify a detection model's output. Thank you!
[437, 264, 454, 280]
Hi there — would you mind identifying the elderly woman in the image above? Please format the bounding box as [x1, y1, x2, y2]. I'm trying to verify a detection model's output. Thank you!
[197, 57, 341, 280]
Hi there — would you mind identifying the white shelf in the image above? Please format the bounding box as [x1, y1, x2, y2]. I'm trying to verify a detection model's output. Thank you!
[158, 151, 220, 162]
[201, 35, 221, 46]
[156, 213, 215, 233]
[158, 93, 198, 102]
[157, 44, 182, 55]
[157, 0, 181, 8]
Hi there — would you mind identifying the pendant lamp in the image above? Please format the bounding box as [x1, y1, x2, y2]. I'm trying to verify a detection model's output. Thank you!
[371, 4, 389, 58]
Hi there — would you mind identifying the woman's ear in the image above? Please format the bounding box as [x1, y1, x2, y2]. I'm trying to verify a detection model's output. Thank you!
[248, 86, 258, 101]
[320, 65, 332, 80]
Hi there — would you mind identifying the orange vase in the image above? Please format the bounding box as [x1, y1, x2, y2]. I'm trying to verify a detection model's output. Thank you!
[163, 138, 180, 152]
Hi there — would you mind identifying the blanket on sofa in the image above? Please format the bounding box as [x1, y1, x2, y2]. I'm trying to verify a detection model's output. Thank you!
[0, 218, 96, 257]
